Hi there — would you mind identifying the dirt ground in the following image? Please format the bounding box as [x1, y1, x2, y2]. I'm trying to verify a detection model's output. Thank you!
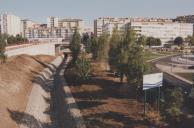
[66, 60, 162, 128]
[0, 54, 55, 128]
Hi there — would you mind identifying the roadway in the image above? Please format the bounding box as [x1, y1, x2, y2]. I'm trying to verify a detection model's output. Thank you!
[150, 55, 193, 94]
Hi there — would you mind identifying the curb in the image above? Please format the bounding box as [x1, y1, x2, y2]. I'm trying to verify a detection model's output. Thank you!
[57, 57, 86, 128]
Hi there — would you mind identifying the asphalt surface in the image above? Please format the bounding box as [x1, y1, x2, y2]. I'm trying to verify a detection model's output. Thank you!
[151, 55, 193, 94]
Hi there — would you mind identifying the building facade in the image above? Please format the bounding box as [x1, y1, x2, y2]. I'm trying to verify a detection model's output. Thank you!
[24, 18, 84, 40]
[95, 17, 193, 46]
[94, 17, 131, 37]
[21, 19, 37, 37]
[0, 13, 21, 36]
[128, 18, 193, 45]
[102, 22, 126, 35]
[47, 17, 59, 28]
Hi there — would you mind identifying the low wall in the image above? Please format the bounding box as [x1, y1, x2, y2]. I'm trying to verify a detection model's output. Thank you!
[5, 43, 56, 57]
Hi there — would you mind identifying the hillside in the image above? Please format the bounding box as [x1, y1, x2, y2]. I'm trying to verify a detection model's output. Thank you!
[0, 54, 55, 128]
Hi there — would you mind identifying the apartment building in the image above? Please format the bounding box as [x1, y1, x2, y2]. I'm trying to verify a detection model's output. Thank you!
[94, 17, 131, 37]
[21, 19, 37, 37]
[47, 17, 59, 28]
[0, 13, 21, 36]
[59, 18, 84, 34]
[175, 15, 194, 23]
[175, 15, 194, 35]
[128, 18, 193, 45]
[102, 22, 126, 35]
[96, 17, 193, 46]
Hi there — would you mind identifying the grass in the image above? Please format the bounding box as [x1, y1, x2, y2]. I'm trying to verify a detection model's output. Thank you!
[144, 51, 166, 61]
[144, 51, 176, 61]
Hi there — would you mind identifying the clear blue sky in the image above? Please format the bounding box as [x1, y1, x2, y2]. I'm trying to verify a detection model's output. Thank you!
[0, 0, 194, 26]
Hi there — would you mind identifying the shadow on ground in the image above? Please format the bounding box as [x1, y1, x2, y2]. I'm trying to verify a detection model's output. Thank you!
[7, 109, 54, 128]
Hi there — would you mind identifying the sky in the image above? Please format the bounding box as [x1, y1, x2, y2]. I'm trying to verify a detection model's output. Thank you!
[0, 0, 194, 26]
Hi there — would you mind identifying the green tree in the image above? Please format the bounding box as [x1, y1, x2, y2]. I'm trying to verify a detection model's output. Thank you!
[108, 28, 122, 71]
[82, 33, 91, 53]
[90, 37, 98, 59]
[185, 35, 194, 46]
[108, 29, 148, 85]
[137, 35, 147, 46]
[146, 37, 161, 47]
[114, 29, 142, 83]
[7, 35, 16, 45]
[16, 34, 24, 43]
[69, 29, 81, 63]
[162, 87, 183, 122]
[146, 36, 155, 47]
[155, 38, 162, 46]
[0, 34, 7, 63]
[96, 33, 109, 61]
[174, 37, 184, 46]
[127, 44, 147, 90]
[76, 53, 91, 81]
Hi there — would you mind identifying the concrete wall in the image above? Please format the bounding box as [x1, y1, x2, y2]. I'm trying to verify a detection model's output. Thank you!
[5, 43, 56, 57]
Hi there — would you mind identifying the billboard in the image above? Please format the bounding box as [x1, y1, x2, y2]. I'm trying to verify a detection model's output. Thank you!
[143, 73, 163, 90]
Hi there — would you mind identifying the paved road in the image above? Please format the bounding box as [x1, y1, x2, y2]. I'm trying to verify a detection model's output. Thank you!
[151, 55, 193, 94]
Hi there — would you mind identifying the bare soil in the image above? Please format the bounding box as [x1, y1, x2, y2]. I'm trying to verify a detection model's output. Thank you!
[66, 60, 162, 128]
[0, 54, 55, 128]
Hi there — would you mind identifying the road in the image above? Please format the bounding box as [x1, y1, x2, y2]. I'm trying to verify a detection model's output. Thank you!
[150, 55, 193, 94]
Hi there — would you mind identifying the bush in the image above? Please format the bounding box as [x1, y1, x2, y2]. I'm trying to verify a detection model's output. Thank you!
[161, 87, 183, 122]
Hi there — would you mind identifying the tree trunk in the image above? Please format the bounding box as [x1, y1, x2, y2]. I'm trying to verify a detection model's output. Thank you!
[120, 73, 124, 84]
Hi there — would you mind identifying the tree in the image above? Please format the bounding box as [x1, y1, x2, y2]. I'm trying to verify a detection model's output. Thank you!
[146, 36, 155, 47]
[185, 35, 194, 46]
[69, 29, 81, 63]
[96, 33, 109, 61]
[90, 37, 98, 59]
[108, 28, 122, 71]
[137, 35, 147, 46]
[114, 29, 136, 83]
[76, 53, 91, 81]
[174, 37, 184, 46]
[16, 34, 24, 43]
[0, 34, 7, 63]
[127, 44, 147, 89]
[146, 37, 162, 47]
[108, 29, 148, 85]
[82, 33, 91, 53]
[161, 87, 183, 122]
[155, 38, 162, 46]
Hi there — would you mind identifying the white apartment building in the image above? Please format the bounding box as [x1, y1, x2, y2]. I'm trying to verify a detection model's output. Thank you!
[0, 13, 21, 36]
[94, 17, 131, 37]
[128, 19, 193, 45]
[25, 26, 78, 40]
[47, 17, 59, 28]
[21, 19, 37, 37]
[102, 22, 126, 35]
[59, 18, 84, 34]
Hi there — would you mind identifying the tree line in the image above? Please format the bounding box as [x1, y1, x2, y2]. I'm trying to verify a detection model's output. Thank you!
[79, 29, 184, 124]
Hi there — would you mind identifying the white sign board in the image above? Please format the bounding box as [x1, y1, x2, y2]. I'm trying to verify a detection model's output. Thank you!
[143, 73, 163, 90]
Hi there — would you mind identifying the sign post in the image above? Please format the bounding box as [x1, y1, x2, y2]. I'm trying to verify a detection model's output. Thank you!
[144, 90, 146, 115]
[143, 73, 163, 116]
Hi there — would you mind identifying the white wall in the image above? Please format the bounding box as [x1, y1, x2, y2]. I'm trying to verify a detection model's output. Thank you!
[5, 43, 56, 57]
